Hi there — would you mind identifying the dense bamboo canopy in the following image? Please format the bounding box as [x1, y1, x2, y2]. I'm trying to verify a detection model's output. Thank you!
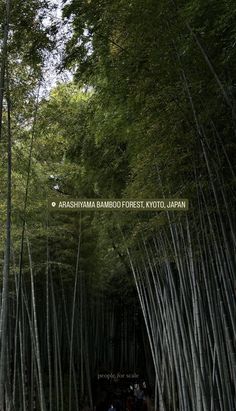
[0, 1, 235, 410]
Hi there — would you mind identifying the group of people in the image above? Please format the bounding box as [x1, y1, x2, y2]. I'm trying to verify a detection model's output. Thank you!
[106, 382, 148, 411]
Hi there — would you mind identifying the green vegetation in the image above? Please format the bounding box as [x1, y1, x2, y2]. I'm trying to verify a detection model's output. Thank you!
[0, 0, 235, 410]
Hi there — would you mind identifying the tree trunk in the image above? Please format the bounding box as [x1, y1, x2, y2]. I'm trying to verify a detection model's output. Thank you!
[0, 64, 12, 410]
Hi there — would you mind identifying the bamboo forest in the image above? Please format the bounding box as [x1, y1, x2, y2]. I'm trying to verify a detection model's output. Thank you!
[0, 0, 236, 410]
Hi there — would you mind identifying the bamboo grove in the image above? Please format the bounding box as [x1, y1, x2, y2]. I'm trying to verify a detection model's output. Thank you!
[0, 1, 236, 411]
